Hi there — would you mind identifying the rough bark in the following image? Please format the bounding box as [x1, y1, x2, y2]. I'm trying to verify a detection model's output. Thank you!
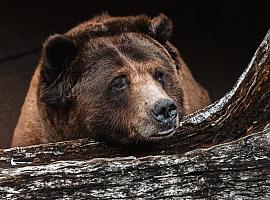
[0, 129, 269, 199]
[0, 30, 269, 199]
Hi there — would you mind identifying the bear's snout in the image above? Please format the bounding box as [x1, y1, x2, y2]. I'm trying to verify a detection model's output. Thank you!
[148, 99, 179, 137]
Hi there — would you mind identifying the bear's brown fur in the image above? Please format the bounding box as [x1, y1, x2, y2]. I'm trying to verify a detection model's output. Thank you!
[12, 14, 210, 147]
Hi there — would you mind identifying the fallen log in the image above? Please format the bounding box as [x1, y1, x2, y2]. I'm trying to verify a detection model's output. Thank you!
[0, 29, 269, 199]
[0, 129, 269, 199]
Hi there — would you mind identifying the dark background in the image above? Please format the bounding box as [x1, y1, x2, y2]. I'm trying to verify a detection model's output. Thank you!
[0, 1, 269, 148]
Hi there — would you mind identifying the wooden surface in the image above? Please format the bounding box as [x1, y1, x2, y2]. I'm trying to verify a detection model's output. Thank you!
[0, 30, 269, 199]
[0, 129, 269, 199]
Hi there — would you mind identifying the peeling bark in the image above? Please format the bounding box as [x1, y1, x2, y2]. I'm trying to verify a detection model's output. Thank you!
[0, 30, 269, 199]
[0, 129, 269, 199]
[170, 29, 270, 150]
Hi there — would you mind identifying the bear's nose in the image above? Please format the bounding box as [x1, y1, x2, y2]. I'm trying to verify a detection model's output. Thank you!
[152, 99, 177, 125]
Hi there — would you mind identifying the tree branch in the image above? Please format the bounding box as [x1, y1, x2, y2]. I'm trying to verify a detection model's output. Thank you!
[0, 129, 269, 199]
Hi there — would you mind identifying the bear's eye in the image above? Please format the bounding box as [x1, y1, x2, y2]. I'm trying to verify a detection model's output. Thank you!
[111, 75, 129, 91]
[154, 70, 165, 85]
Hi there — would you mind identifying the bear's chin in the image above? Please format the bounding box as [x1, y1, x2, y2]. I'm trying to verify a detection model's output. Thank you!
[148, 126, 177, 139]
[94, 127, 176, 148]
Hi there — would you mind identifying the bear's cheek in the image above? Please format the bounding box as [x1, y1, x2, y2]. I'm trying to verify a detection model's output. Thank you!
[95, 98, 134, 136]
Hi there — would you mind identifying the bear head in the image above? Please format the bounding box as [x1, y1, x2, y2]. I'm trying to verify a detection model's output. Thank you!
[38, 14, 185, 145]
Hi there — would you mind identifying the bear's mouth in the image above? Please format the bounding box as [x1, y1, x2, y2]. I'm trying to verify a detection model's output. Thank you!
[149, 114, 179, 138]
[150, 125, 177, 138]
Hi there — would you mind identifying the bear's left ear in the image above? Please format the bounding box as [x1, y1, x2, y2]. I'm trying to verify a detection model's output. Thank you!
[40, 34, 78, 106]
[151, 14, 173, 43]
[44, 34, 77, 73]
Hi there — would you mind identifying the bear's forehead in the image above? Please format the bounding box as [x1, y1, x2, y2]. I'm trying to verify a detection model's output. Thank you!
[78, 33, 174, 72]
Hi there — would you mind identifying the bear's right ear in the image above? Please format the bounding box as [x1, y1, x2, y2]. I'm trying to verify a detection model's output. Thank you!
[40, 34, 78, 106]
[151, 14, 173, 43]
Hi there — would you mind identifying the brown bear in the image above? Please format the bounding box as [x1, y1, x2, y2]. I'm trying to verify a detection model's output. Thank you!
[11, 14, 210, 147]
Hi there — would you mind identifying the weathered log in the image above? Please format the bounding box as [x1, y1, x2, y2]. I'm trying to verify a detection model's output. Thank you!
[0, 128, 269, 199]
[0, 30, 269, 199]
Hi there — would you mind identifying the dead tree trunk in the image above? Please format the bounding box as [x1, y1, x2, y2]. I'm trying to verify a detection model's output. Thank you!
[0, 29, 269, 199]
[0, 130, 269, 199]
